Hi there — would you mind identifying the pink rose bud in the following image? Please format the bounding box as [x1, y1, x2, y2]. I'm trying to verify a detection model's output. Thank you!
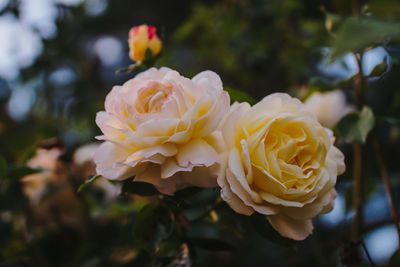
[128, 24, 162, 62]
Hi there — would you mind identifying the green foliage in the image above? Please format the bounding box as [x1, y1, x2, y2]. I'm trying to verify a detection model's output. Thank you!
[309, 77, 337, 92]
[246, 214, 298, 248]
[368, 59, 388, 77]
[187, 237, 234, 251]
[224, 87, 257, 105]
[77, 175, 101, 192]
[337, 106, 375, 143]
[122, 180, 159, 196]
[332, 17, 400, 58]
[0, 156, 6, 180]
[6, 166, 44, 180]
[133, 201, 175, 253]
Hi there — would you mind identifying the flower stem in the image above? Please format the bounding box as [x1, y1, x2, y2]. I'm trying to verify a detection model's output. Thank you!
[351, 143, 363, 242]
[351, 51, 366, 243]
[373, 137, 400, 250]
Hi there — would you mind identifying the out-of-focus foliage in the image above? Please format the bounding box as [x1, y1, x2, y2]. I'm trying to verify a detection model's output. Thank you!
[0, 0, 400, 266]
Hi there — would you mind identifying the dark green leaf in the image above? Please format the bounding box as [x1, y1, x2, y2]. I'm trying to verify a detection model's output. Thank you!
[366, 0, 400, 18]
[187, 238, 234, 251]
[248, 214, 298, 248]
[78, 175, 101, 192]
[133, 202, 174, 252]
[368, 59, 388, 77]
[172, 187, 203, 201]
[332, 17, 400, 58]
[224, 87, 257, 105]
[7, 165, 44, 180]
[156, 240, 182, 258]
[122, 180, 159, 196]
[0, 221, 12, 248]
[337, 106, 375, 143]
[0, 156, 6, 180]
[310, 77, 336, 92]
[390, 250, 400, 266]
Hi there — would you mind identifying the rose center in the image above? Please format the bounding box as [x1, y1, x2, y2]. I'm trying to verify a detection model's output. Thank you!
[137, 85, 172, 114]
[261, 120, 326, 190]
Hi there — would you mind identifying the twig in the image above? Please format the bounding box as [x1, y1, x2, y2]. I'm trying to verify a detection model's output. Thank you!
[360, 239, 376, 266]
[373, 137, 400, 250]
[354, 52, 366, 109]
[351, 143, 363, 242]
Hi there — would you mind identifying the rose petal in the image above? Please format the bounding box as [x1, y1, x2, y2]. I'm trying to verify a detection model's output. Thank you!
[267, 215, 313, 241]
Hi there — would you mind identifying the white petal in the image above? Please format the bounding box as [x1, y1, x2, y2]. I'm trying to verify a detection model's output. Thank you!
[192, 70, 223, 92]
[93, 142, 136, 180]
[135, 164, 179, 196]
[176, 138, 219, 168]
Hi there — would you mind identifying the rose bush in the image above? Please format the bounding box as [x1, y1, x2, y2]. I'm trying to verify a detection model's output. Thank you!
[94, 67, 229, 195]
[217, 93, 345, 240]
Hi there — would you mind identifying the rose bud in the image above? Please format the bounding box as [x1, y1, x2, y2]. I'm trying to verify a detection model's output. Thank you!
[128, 24, 162, 63]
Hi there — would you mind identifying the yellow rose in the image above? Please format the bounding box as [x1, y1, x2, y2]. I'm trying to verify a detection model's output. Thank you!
[94, 67, 230, 195]
[128, 24, 162, 62]
[218, 93, 345, 240]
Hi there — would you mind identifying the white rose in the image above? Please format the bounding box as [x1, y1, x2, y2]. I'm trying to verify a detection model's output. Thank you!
[304, 90, 354, 128]
[218, 93, 345, 240]
[94, 67, 230, 195]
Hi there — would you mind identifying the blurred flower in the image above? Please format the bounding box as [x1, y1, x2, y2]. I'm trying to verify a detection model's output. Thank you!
[94, 67, 229, 195]
[73, 143, 121, 201]
[21, 145, 84, 231]
[304, 90, 354, 128]
[21, 147, 64, 204]
[128, 24, 162, 62]
[217, 93, 345, 240]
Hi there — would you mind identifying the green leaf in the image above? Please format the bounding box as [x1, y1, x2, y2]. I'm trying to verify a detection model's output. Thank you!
[78, 175, 101, 192]
[133, 202, 174, 252]
[156, 240, 182, 258]
[187, 238, 234, 251]
[7, 165, 44, 180]
[368, 59, 387, 77]
[337, 106, 375, 143]
[331, 17, 400, 58]
[224, 87, 257, 105]
[390, 250, 400, 266]
[309, 77, 336, 92]
[122, 180, 159, 196]
[0, 156, 6, 180]
[248, 214, 298, 248]
[366, 0, 400, 18]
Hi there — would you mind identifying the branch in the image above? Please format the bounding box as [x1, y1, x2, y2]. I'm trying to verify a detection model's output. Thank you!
[351, 143, 363, 242]
[373, 137, 400, 250]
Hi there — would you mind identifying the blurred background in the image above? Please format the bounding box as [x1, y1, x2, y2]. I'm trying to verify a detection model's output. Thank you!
[0, 0, 400, 266]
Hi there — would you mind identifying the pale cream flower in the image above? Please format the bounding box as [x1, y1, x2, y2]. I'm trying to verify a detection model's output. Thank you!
[94, 67, 230, 195]
[218, 93, 345, 240]
[21, 147, 63, 204]
[73, 143, 121, 201]
[304, 90, 354, 128]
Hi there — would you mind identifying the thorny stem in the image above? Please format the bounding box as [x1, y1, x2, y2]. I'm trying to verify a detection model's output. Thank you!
[354, 53, 366, 109]
[373, 137, 400, 250]
[351, 51, 365, 244]
[351, 143, 363, 242]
